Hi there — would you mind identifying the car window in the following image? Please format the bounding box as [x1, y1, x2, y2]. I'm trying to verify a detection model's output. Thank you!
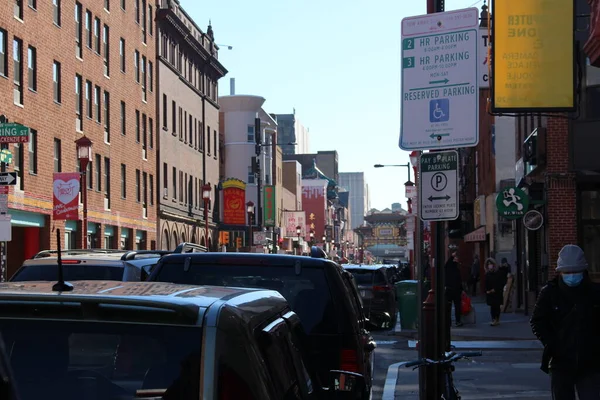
[342, 273, 365, 318]
[0, 319, 202, 400]
[346, 269, 387, 285]
[11, 264, 124, 282]
[155, 262, 337, 335]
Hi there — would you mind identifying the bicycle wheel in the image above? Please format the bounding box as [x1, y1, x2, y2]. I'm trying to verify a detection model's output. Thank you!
[444, 370, 461, 400]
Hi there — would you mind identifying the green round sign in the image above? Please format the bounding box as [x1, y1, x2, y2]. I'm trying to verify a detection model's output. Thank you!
[496, 187, 529, 220]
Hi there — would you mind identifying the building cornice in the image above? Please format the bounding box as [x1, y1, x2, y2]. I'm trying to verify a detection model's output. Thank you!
[156, 9, 228, 79]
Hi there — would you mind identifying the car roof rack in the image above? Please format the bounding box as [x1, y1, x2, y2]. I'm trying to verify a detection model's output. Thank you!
[120, 250, 174, 261]
[173, 242, 207, 253]
[33, 249, 127, 259]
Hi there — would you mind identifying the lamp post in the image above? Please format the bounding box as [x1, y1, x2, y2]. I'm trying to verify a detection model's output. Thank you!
[75, 136, 92, 249]
[202, 183, 211, 250]
[296, 225, 301, 255]
[246, 201, 254, 248]
[309, 230, 314, 246]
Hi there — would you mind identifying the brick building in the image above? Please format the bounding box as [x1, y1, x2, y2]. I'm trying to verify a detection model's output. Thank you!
[0, 0, 157, 277]
[155, 1, 227, 250]
[514, 0, 600, 312]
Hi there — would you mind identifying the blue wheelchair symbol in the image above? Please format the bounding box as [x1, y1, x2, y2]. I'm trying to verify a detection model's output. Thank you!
[429, 99, 450, 123]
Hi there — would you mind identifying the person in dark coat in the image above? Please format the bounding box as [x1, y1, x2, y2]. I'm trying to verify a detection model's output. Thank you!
[530, 244, 600, 399]
[498, 257, 511, 288]
[469, 254, 480, 296]
[444, 251, 463, 327]
[484, 258, 504, 326]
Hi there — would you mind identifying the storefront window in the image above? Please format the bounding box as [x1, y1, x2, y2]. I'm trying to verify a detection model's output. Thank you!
[581, 190, 600, 274]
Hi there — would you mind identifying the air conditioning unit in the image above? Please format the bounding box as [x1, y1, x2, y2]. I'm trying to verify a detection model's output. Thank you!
[104, 197, 110, 210]
[76, 118, 82, 132]
[142, 148, 147, 160]
[104, 130, 109, 143]
[13, 89, 20, 105]
[142, 206, 148, 219]
[163, 187, 168, 198]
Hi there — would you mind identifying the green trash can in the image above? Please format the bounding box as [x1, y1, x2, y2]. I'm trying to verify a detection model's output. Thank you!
[395, 280, 419, 330]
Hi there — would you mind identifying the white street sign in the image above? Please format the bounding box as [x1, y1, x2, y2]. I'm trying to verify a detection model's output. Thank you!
[0, 219, 10, 241]
[399, 8, 479, 150]
[420, 151, 459, 221]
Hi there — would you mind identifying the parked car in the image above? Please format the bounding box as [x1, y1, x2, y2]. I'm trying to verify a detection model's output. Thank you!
[148, 249, 377, 399]
[0, 279, 366, 400]
[0, 331, 18, 400]
[343, 265, 397, 329]
[9, 242, 205, 283]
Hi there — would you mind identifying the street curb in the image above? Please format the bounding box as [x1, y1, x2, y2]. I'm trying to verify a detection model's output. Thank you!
[389, 331, 537, 341]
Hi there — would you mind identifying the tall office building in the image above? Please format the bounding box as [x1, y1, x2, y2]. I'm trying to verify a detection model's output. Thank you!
[273, 110, 310, 155]
[339, 172, 369, 229]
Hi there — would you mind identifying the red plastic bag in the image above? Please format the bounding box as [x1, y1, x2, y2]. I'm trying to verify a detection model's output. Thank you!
[461, 291, 472, 315]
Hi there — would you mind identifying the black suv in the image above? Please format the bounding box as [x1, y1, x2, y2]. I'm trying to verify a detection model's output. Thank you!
[0, 280, 366, 400]
[343, 265, 397, 329]
[148, 250, 377, 399]
[10, 242, 205, 283]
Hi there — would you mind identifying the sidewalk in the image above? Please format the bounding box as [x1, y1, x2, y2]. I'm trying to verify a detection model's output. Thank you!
[393, 295, 537, 341]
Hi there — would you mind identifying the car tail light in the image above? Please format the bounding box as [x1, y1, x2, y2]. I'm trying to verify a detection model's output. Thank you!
[373, 285, 392, 292]
[340, 349, 359, 373]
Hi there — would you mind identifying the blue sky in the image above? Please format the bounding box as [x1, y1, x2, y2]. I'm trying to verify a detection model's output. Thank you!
[181, 0, 483, 210]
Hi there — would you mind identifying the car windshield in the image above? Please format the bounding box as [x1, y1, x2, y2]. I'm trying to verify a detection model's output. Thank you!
[0, 319, 202, 400]
[10, 264, 124, 282]
[346, 269, 387, 285]
[155, 262, 337, 335]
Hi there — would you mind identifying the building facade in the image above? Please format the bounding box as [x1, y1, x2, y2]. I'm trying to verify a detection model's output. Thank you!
[1, 0, 157, 276]
[339, 172, 368, 229]
[273, 111, 310, 155]
[155, 0, 226, 250]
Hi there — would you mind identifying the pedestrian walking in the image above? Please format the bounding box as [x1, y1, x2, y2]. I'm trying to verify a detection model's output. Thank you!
[469, 254, 480, 296]
[498, 257, 510, 288]
[444, 251, 463, 327]
[531, 244, 600, 400]
[484, 258, 504, 326]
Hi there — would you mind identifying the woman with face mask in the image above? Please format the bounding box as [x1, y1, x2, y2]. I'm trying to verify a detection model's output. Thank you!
[530, 244, 600, 399]
[484, 258, 504, 326]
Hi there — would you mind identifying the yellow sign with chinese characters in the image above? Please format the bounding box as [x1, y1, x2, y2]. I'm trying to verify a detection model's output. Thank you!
[492, 0, 574, 111]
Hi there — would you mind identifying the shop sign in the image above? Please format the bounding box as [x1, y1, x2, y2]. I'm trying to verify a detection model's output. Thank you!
[222, 178, 247, 225]
[492, 0, 575, 112]
[496, 186, 530, 220]
[263, 185, 276, 227]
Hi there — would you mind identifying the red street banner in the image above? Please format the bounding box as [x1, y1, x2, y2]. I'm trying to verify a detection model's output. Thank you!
[222, 178, 247, 225]
[53, 172, 80, 220]
[263, 185, 276, 227]
[301, 181, 328, 241]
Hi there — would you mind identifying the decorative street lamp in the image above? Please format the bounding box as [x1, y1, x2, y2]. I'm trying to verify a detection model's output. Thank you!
[75, 136, 92, 249]
[246, 201, 254, 248]
[202, 183, 212, 250]
[296, 225, 302, 255]
[309, 230, 314, 246]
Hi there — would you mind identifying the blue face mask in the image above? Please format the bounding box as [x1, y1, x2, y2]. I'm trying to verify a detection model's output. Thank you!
[562, 273, 584, 287]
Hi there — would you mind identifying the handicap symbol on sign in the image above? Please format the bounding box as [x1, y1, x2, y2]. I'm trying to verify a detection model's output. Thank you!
[429, 99, 450, 123]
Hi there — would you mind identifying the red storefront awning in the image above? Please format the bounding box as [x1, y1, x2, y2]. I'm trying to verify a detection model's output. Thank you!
[464, 226, 486, 242]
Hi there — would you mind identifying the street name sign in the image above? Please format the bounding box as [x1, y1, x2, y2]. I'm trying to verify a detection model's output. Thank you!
[0, 123, 29, 144]
[419, 150, 459, 221]
[0, 173, 17, 186]
[399, 8, 479, 151]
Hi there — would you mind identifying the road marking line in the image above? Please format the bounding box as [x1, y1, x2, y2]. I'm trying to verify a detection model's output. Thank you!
[382, 361, 408, 400]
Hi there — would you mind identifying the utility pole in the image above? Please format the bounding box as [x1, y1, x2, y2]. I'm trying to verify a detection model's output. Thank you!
[255, 116, 262, 230]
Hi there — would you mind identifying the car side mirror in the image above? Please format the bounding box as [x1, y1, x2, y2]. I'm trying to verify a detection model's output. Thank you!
[364, 318, 378, 331]
[328, 370, 366, 399]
